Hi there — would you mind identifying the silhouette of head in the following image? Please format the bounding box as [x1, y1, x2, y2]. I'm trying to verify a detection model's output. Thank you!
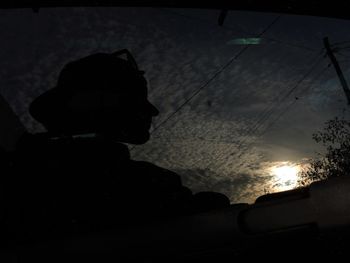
[29, 50, 159, 144]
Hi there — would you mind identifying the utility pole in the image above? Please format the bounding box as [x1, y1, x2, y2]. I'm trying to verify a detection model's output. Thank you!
[323, 37, 350, 105]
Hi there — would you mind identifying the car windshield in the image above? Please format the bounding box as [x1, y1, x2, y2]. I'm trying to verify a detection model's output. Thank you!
[1, 5, 349, 204]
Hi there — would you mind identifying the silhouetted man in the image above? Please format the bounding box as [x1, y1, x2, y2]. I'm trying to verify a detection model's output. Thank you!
[9, 50, 230, 243]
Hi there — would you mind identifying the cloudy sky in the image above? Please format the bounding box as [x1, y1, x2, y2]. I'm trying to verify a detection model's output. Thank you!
[1, 7, 350, 203]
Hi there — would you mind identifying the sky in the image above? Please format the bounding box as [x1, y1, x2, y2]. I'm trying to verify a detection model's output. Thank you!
[1, 7, 350, 203]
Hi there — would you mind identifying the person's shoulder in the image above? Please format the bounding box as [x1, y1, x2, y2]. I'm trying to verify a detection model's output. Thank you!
[130, 160, 176, 173]
[129, 160, 183, 187]
[130, 160, 178, 176]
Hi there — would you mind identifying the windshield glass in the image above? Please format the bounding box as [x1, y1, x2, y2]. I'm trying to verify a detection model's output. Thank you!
[1, 6, 349, 204]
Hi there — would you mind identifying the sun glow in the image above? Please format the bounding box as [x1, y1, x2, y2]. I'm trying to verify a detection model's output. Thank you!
[269, 162, 301, 191]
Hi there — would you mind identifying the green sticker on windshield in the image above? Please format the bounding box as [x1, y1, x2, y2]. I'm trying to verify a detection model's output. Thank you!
[227, 38, 261, 45]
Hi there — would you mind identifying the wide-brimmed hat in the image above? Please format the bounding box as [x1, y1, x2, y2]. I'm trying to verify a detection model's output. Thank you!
[29, 49, 146, 130]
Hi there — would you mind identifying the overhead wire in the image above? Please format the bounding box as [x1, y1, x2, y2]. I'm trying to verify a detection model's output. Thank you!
[129, 12, 282, 153]
[330, 42, 350, 58]
[130, 14, 282, 153]
[240, 54, 326, 144]
[241, 53, 326, 136]
[131, 9, 326, 167]
[206, 52, 327, 171]
[224, 68, 328, 173]
[335, 45, 350, 50]
[257, 63, 330, 138]
[146, 15, 282, 137]
[234, 54, 324, 148]
[263, 65, 331, 132]
[139, 9, 350, 172]
[331, 40, 350, 47]
[146, 8, 326, 143]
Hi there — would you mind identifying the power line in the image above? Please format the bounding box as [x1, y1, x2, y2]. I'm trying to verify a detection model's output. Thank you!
[149, 46, 250, 135]
[335, 52, 350, 59]
[235, 62, 330, 168]
[263, 65, 331, 134]
[206, 52, 326, 171]
[214, 52, 326, 163]
[330, 42, 350, 58]
[146, 15, 281, 137]
[338, 59, 350, 63]
[234, 64, 330, 167]
[129, 14, 281, 153]
[336, 45, 350, 50]
[331, 40, 350, 47]
[236, 54, 325, 149]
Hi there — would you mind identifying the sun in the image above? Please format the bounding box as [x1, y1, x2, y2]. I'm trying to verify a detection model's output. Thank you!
[272, 165, 299, 182]
[269, 162, 300, 191]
